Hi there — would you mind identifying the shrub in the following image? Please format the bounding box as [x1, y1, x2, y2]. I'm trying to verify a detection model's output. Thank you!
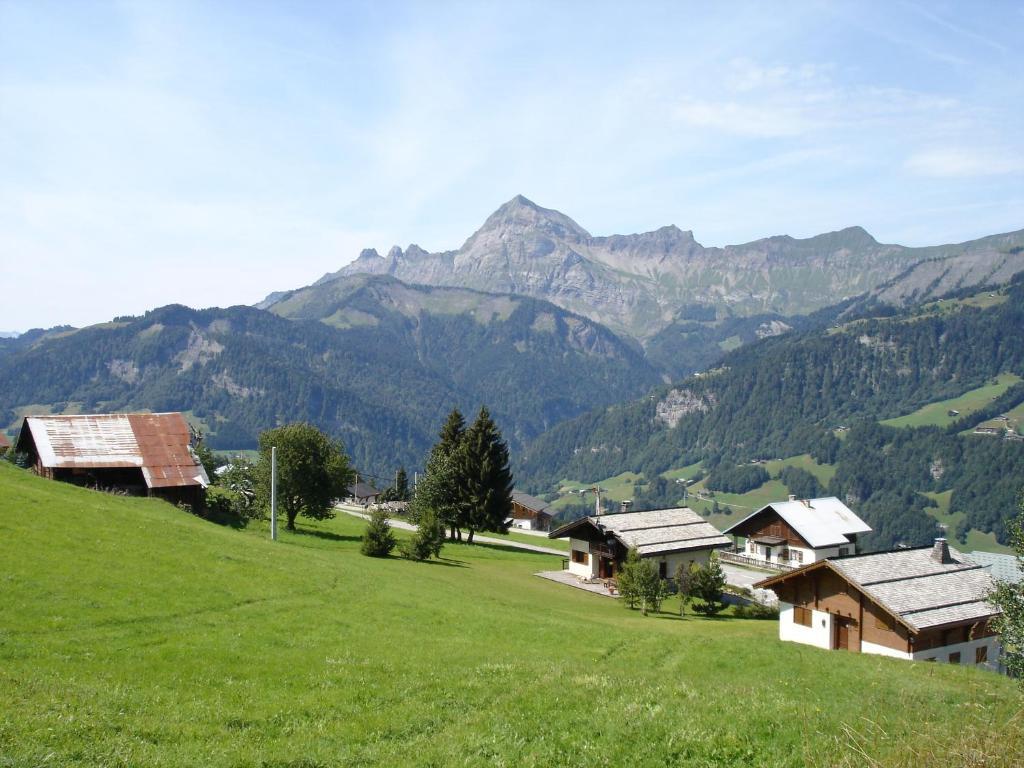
[361, 509, 396, 557]
[732, 601, 779, 620]
[400, 508, 446, 561]
[690, 553, 728, 616]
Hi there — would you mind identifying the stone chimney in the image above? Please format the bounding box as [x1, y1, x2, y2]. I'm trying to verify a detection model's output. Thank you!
[788, 494, 797, 502]
[931, 538, 953, 564]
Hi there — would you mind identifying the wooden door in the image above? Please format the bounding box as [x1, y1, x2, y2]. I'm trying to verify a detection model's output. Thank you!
[835, 619, 849, 650]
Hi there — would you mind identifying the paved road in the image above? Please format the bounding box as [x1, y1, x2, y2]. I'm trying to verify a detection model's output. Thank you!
[722, 563, 778, 605]
[336, 505, 566, 556]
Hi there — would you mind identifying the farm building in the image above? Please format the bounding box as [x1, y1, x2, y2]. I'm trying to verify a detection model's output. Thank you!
[549, 507, 731, 581]
[508, 491, 555, 531]
[0, 432, 10, 455]
[15, 413, 209, 507]
[755, 539, 1002, 670]
[722, 496, 871, 569]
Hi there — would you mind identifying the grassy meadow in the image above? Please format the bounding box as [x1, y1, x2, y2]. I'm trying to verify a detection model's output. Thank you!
[1, 462, 1022, 767]
[880, 373, 1022, 429]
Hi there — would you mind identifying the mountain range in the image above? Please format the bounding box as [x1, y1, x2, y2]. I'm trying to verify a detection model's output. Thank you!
[297, 195, 1024, 342]
[3, 195, 1023, 498]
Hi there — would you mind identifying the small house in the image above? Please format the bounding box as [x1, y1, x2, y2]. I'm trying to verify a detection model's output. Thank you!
[0, 432, 10, 455]
[549, 507, 731, 581]
[722, 496, 871, 568]
[346, 480, 381, 506]
[15, 413, 209, 507]
[509, 491, 555, 531]
[754, 539, 1002, 669]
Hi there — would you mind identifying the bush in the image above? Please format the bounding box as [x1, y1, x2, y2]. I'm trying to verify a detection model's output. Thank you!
[690, 553, 727, 616]
[361, 509, 396, 557]
[732, 601, 779, 620]
[617, 548, 668, 614]
[400, 508, 446, 561]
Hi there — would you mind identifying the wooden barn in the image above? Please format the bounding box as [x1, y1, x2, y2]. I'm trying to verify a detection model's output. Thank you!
[509, 491, 555, 531]
[15, 413, 209, 508]
[755, 539, 1002, 670]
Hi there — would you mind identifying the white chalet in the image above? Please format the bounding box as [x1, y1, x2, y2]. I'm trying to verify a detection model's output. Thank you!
[722, 496, 871, 568]
[549, 507, 731, 581]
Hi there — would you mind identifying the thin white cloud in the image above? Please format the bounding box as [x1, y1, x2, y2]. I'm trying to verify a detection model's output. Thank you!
[905, 148, 1024, 178]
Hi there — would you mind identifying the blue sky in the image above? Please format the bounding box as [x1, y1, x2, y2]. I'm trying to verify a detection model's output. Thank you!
[2, 0, 1023, 330]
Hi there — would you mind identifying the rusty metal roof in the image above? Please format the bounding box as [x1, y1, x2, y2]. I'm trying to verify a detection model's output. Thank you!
[20, 412, 209, 489]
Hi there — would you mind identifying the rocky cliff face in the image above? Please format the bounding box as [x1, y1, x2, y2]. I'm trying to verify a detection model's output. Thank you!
[294, 195, 1024, 342]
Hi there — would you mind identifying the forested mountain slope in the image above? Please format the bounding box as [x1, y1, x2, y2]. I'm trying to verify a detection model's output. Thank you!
[520, 278, 1024, 549]
[0, 292, 660, 475]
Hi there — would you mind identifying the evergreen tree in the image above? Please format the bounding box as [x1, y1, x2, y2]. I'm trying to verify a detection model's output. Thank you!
[616, 548, 643, 609]
[415, 410, 469, 540]
[691, 553, 727, 615]
[394, 467, 410, 502]
[361, 508, 396, 557]
[400, 507, 446, 561]
[456, 407, 514, 544]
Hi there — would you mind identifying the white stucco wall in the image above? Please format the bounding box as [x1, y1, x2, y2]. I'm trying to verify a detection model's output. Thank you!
[911, 636, 1002, 671]
[567, 537, 596, 578]
[861, 640, 912, 660]
[778, 601, 832, 649]
[651, 549, 713, 580]
[511, 518, 535, 530]
[743, 542, 850, 566]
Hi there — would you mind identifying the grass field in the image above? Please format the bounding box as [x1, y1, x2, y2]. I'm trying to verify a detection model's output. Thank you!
[2, 462, 1022, 767]
[880, 373, 1022, 429]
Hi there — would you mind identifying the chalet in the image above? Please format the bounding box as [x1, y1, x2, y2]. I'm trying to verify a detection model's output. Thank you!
[15, 413, 209, 507]
[346, 480, 381, 506]
[755, 539, 1002, 670]
[509, 491, 555, 531]
[722, 496, 871, 568]
[0, 432, 10, 455]
[549, 507, 731, 581]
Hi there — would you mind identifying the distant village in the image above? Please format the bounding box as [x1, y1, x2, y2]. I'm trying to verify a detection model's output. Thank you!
[4, 409, 1020, 675]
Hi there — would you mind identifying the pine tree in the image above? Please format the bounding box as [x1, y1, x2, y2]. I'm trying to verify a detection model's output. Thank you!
[361, 508, 396, 557]
[456, 407, 514, 544]
[691, 553, 727, 615]
[394, 467, 410, 502]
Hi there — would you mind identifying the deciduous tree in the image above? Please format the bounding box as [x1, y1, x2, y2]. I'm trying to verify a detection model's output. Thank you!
[255, 423, 352, 531]
[991, 495, 1024, 684]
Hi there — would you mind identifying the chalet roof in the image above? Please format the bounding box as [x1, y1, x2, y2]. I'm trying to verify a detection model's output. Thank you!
[755, 545, 999, 633]
[348, 481, 380, 499]
[550, 507, 731, 556]
[17, 413, 209, 489]
[723, 496, 871, 548]
[511, 490, 551, 516]
[965, 551, 1023, 585]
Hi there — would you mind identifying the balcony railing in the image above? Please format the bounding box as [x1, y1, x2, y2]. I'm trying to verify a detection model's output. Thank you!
[718, 550, 795, 572]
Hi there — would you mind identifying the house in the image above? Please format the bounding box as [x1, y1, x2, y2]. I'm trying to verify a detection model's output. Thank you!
[966, 551, 1023, 585]
[509, 490, 555, 531]
[346, 480, 381, 506]
[549, 507, 731, 581]
[0, 432, 10, 455]
[754, 539, 1002, 670]
[722, 496, 871, 568]
[15, 413, 209, 507]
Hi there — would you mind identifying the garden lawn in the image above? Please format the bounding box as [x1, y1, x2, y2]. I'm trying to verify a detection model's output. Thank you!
[1, 462, 1021, 767]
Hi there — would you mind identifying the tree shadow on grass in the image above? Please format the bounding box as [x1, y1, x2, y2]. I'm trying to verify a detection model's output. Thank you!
[291, 527, 362, 544]
[456, 540, 559, 557]
[418, 556, 468, 568]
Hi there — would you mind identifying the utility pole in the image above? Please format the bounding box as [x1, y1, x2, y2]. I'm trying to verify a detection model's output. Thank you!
[270, 446, 277, 541]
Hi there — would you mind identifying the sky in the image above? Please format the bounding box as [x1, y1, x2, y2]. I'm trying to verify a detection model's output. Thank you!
[2, 1, 1023, 331]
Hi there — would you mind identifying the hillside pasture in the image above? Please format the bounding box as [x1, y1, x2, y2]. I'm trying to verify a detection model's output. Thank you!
[2, 463, 1021, 767]
[880, 373, 1022, 428]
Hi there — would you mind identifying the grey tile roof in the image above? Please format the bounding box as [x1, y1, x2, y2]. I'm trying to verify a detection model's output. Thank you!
[831, 547, 999, 631]
[965, 551, 1023, 585]
[597, 507, 732, 555]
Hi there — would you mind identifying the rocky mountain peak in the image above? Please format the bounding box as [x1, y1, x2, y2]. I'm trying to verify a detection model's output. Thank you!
[467, 194, 591, 246]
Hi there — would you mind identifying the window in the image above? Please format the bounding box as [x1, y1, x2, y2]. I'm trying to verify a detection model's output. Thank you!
[571, 549, 588, 565]
[793, 606, 812, 627]
[789, 549, 804, 564]
[949, 652, 961, 665]
[838, 547, 850, 557]
[976, 646, 988, 664]
[658, 561, 667, 579]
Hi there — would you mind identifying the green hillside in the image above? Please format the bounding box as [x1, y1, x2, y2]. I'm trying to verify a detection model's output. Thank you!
[880, 373, 1022, 428]
[1, 464, 1022, 767]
